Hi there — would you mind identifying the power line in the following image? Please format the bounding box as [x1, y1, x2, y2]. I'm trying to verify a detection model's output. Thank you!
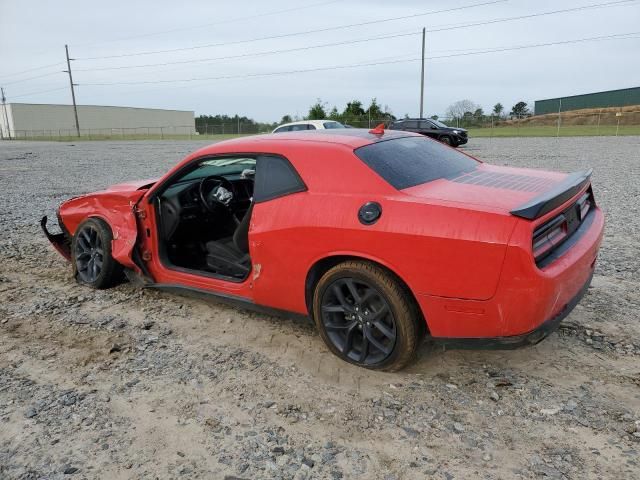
[8, 86, 68, 100]
[69, 0, 639, 75]
[0, 62, 65, 82]
[76, 0, 507, 60]
[1, 1, 341, 79]
[75, 0, 341, 48]
[427, 31, 640, 58]
[79, 32, 640, 87]
[1, 70, 64, 86]
[74, 30, 422, 73]
[426, 0, 638, 33]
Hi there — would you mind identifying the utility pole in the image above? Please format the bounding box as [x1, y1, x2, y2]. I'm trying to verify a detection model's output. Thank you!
[556, 98, 562, 138]
[64, 44, 81, 137]
[419, 27, 426, 119]
[1, 87, 11, 140]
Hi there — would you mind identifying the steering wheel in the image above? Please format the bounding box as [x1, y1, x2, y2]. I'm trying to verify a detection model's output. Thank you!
[199, 175, 235, 213]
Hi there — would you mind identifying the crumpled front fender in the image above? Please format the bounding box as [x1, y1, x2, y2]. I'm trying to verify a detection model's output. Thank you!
[41, 214, 72, 261]
[54, 190, 146, 273]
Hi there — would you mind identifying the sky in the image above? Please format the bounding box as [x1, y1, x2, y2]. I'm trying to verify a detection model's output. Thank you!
[1, 0, 639, 122]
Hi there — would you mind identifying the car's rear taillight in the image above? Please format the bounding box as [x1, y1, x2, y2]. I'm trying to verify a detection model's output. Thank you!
[577, 192, 591, 220]
[532, 215, 568, 262]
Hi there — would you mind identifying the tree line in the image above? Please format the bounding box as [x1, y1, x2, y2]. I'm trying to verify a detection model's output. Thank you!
[195, 98, 397, 134]
[440, 99, 532, 127]
[302, 98, 396, 126]
[195, 98, 533, 133]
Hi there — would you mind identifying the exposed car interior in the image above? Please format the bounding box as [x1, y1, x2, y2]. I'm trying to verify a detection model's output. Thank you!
[155, 157, 257, 281]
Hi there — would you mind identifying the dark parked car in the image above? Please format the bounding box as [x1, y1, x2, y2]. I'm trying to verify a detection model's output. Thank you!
[388, 118, 468, 147]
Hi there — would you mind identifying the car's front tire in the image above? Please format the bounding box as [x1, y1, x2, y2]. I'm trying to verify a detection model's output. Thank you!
[72, 218, 122, 289]
[312, 261, 424, 371]
[439, 135, 452, 146]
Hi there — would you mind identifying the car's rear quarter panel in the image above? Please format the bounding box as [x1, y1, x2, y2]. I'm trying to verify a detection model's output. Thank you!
[417, 185, 604, 338]
[249, 142, 517, 315]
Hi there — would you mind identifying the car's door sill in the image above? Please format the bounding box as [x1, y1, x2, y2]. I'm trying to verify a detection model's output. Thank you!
[147, 282, 310, 322]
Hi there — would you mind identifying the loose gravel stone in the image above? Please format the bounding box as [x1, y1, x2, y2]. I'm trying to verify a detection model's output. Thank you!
[1, 137, 639, 479]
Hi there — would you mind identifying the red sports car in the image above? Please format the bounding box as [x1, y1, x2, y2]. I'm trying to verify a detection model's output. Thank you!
[42, 127, 604, 371]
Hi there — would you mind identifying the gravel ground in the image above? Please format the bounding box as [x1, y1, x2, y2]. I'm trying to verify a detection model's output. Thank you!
[1, 137, 639, 479]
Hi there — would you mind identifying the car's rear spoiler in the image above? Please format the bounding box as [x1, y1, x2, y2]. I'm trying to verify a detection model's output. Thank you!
[510, 169, 592, 220]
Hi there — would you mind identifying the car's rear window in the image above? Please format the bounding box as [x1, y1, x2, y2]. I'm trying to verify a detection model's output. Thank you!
[354, 136, 478, 190]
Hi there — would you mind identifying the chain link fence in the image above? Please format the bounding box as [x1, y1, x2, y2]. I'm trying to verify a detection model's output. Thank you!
[435, 108, 640, 137]
[4, 110, 640, 141]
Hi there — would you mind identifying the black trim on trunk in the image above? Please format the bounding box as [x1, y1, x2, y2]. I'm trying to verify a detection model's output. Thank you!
[433, 270, 594, 350]
[510, 169, 592, 220]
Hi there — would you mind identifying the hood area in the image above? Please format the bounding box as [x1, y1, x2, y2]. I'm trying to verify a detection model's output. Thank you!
[105, 178, 159, 192]
[403, 164, 568, 214]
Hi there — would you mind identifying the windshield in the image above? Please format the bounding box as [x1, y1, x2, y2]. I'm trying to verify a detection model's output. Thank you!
[323, 121, 345, 129]
[430, 119, 450, 128]
[178, 158, 256, 182]
[354, 137, 478, 190]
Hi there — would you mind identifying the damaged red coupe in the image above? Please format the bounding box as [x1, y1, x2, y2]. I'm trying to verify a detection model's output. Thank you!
[42, 128, 604, 371]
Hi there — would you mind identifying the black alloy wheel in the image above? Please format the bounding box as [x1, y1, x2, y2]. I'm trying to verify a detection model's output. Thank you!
[321, 278, 397, 365]
[72, 218, 122, 289]
[312, 261, 424, 371]
[75, 224, 104, 283]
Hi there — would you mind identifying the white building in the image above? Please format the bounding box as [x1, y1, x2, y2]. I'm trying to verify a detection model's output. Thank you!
[0, 103, 195, 138]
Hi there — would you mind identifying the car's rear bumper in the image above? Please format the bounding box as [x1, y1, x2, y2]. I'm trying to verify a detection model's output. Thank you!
[417, 206, 604, 340]
[432, 270, 593, 349]
[41, 214, 72, 261]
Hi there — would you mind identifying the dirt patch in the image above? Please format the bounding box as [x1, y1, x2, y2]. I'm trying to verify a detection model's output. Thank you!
[1, 138, 639, 479]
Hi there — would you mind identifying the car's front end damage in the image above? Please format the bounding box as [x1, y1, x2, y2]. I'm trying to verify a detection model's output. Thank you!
[41, 178, 157, 271]
[41, 211, 72, 261]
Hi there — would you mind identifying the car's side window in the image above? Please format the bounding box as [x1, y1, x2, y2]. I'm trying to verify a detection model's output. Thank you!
[404, 120, 418, 129]
[274, 126, 288, 133]
[419, 121, 434, 129]
[307, 124, 316, 130]
[253, 155, 307, 203]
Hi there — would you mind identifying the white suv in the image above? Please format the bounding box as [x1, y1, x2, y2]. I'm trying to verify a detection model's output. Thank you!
[272, 119, 345, 133]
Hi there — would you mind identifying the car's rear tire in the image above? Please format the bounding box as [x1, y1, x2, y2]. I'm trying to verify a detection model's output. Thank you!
[312, 261, 424, 371]
[439, 135, 452, 146]
[72, 218, 122, 289]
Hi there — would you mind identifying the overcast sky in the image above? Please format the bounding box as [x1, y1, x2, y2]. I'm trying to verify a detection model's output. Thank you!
[1, 0, 639, 121]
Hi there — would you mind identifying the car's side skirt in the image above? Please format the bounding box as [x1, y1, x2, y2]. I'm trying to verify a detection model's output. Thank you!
[146, 282, 311, 323]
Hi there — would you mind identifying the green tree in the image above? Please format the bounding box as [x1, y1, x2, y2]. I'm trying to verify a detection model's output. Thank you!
[492, 103, 504, 117]
[430, 115, 439, 121]
[367, 98, 384, 118]
[328, 106, 340, 120]
[510, 101, 530, 117]
[344, 100, 364, 116]
[308, 99, 327, 120]
[280, 114, 292, 124]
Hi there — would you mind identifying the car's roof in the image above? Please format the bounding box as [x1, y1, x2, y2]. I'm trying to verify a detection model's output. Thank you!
[275, 119, 342, 128]
[208, 128, 417, 150]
